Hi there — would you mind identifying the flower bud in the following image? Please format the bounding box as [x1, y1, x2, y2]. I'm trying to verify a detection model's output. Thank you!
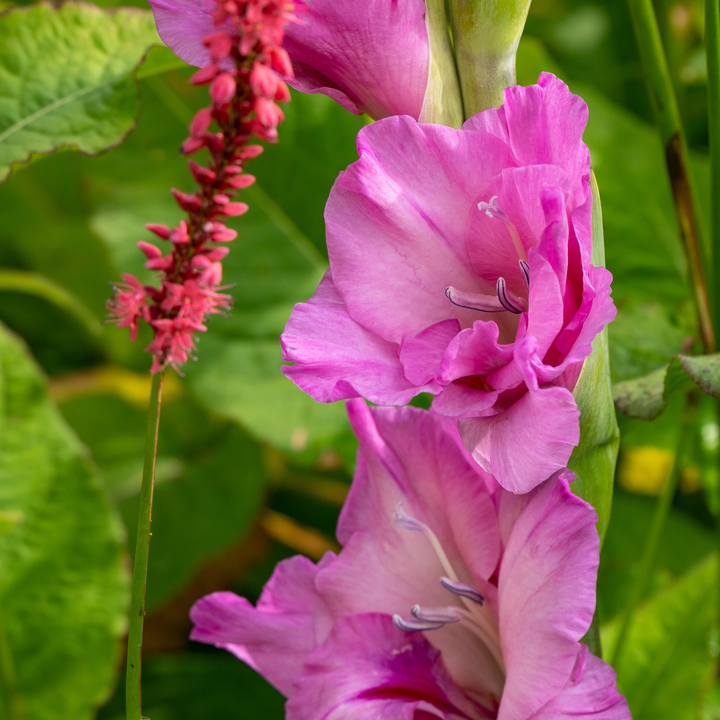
[190, 107, 214, 137]
[270, 46, 293, 77]
[145, 223, 171, 240]
[171, 189, 203, 212]
[190, 63, 219, 86]
[225, 173, 255, 189]
[218, 202, 249, 217]
[250, 61, 278, 97]
[137, 241, 162, 259]
[210, 73, 237, 105]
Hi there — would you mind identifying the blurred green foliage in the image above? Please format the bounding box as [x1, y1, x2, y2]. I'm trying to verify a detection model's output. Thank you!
[0, 0, 718, 718]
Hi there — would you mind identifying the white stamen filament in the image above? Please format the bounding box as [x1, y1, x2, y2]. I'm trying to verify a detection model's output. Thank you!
[394, 503, 459, 580]
[393, 503, 506, 677]
[478, 196, 528, 263]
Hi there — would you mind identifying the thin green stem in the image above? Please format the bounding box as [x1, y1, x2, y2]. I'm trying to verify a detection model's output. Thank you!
[126, 371, 164, 720]
[627, 0, 716, 353]
[0, 601, 25, 720]
[708, 0, 720, 339]
[609, 398, 692, 667]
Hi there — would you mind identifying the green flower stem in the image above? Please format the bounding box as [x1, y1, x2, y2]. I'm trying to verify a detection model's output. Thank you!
[708, 0, 720, 339]
[126, 370, 164, 720]
[0, 601, 24, 720]
[627, 0, 716, 353]
[446, 0, 532, 116]
[609, 397, 692, 667]
[705, 0, 720, 653]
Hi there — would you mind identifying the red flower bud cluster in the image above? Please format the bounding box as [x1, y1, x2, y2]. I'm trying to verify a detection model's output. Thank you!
[106, 0, 302, 373]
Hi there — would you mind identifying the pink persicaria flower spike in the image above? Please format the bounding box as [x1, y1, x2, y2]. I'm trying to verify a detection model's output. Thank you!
[190, 400, 629, 720]
[147, 0, 430, 121]
[106, 0, 300, 372]
[280, 73, 617, 493]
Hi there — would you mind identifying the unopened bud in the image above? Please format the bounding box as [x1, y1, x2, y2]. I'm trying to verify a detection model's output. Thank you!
[219, 202, 249, 217]
[270, 46, 293, 77]
[171, 189, 203, 212]
[137, 241, 162, 259]
[190, 63, 219, 86]
[190, 107, 214, 137]
[210, 73, 237, 105]
[225, 173, 255, 189]
[145, 223, 171, 240]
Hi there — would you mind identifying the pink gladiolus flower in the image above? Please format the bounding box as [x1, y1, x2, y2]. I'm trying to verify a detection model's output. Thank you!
[147, 0, 429, 120]
[190, 401, 628, 720]
[281, 74, 616, 493]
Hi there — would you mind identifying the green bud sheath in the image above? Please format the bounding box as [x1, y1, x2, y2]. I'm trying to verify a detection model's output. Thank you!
[567, 173, 619, 544]
[419, 0, 465, 127]
[447, 0, 532, 117]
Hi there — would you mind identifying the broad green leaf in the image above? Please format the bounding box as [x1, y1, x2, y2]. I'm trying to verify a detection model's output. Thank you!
[0, 322, 128, 720]
[613, 354, 720, 419]
[602, 554, 716, 720]
[186, 336, 350, 458]
[0, 2, 161, 181]
[568, 174, 618, 543]
[0, 269, 101, 336]
[96, 653, 285, 720]
[608, 303, 688, 383]
[599, 491, 714, 620]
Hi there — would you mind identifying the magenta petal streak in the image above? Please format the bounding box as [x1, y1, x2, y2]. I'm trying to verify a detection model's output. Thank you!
[191, 402, 628, 720]
[281, 73, 617, 492]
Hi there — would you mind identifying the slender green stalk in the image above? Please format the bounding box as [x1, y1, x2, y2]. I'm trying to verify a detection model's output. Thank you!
[708, 0, 720, 339]
[609, 400, 692, 667]
[446, 0, 532, 116]
[705, 0, 720, 664]
[627, 0, 716, 353]
[0, 601, 25, 720]
[126, 371, 164, 720]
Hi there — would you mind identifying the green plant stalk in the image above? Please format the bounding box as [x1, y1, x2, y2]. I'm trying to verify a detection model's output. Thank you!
[609, 399, 691, 667]
[627, 0, 716, 353]
[446, 0, 532, 116]
[126, 371, 164, 720]
[705, 0, 720, 657]
[708, 0, 720, 340]
[0, 601, 24, 720]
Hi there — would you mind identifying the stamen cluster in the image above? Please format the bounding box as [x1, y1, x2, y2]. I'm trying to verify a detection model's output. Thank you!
[106, 0, 302, 373]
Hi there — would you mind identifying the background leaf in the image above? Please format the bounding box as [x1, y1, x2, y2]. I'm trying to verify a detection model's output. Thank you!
[602, 554, 716, 720]
[0, 322, 128, 720]
[0, 1, 160, 181]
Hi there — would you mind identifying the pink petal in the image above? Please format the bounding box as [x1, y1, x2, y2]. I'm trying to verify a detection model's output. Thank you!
[497, 471, 601, 720]
[530, 647, 630, 719]
[286, 614, 485, 720]
[283, 0, 429, 120]
[399, 319, 461, 385]
[148, 0, 228, 68]
[326, 116, 518, 343]
[189, 554, 335, 695]
[282, 272, 430, 405]
[459, 337, 580, 493]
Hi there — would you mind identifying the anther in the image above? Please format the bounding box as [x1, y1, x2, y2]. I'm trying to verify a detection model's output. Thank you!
[496, 278, 527, 314]
[478, 196, 527, 262]
[393, 614, 445, 632]
[411, 605, 464, 624]
[519, 259, 530, 291]
[440, 577, 485, 604]
[394, 503, 429, 532]
[445, 286, 505, 313]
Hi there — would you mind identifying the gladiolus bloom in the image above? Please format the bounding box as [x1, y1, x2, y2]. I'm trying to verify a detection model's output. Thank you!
[281, 74, 616, 493]
[147, 0, 431, 120]
[191, 401, 628, 720]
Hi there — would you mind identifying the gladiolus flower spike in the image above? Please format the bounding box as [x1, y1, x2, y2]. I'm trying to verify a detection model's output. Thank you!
[105, 0, 302, 374]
